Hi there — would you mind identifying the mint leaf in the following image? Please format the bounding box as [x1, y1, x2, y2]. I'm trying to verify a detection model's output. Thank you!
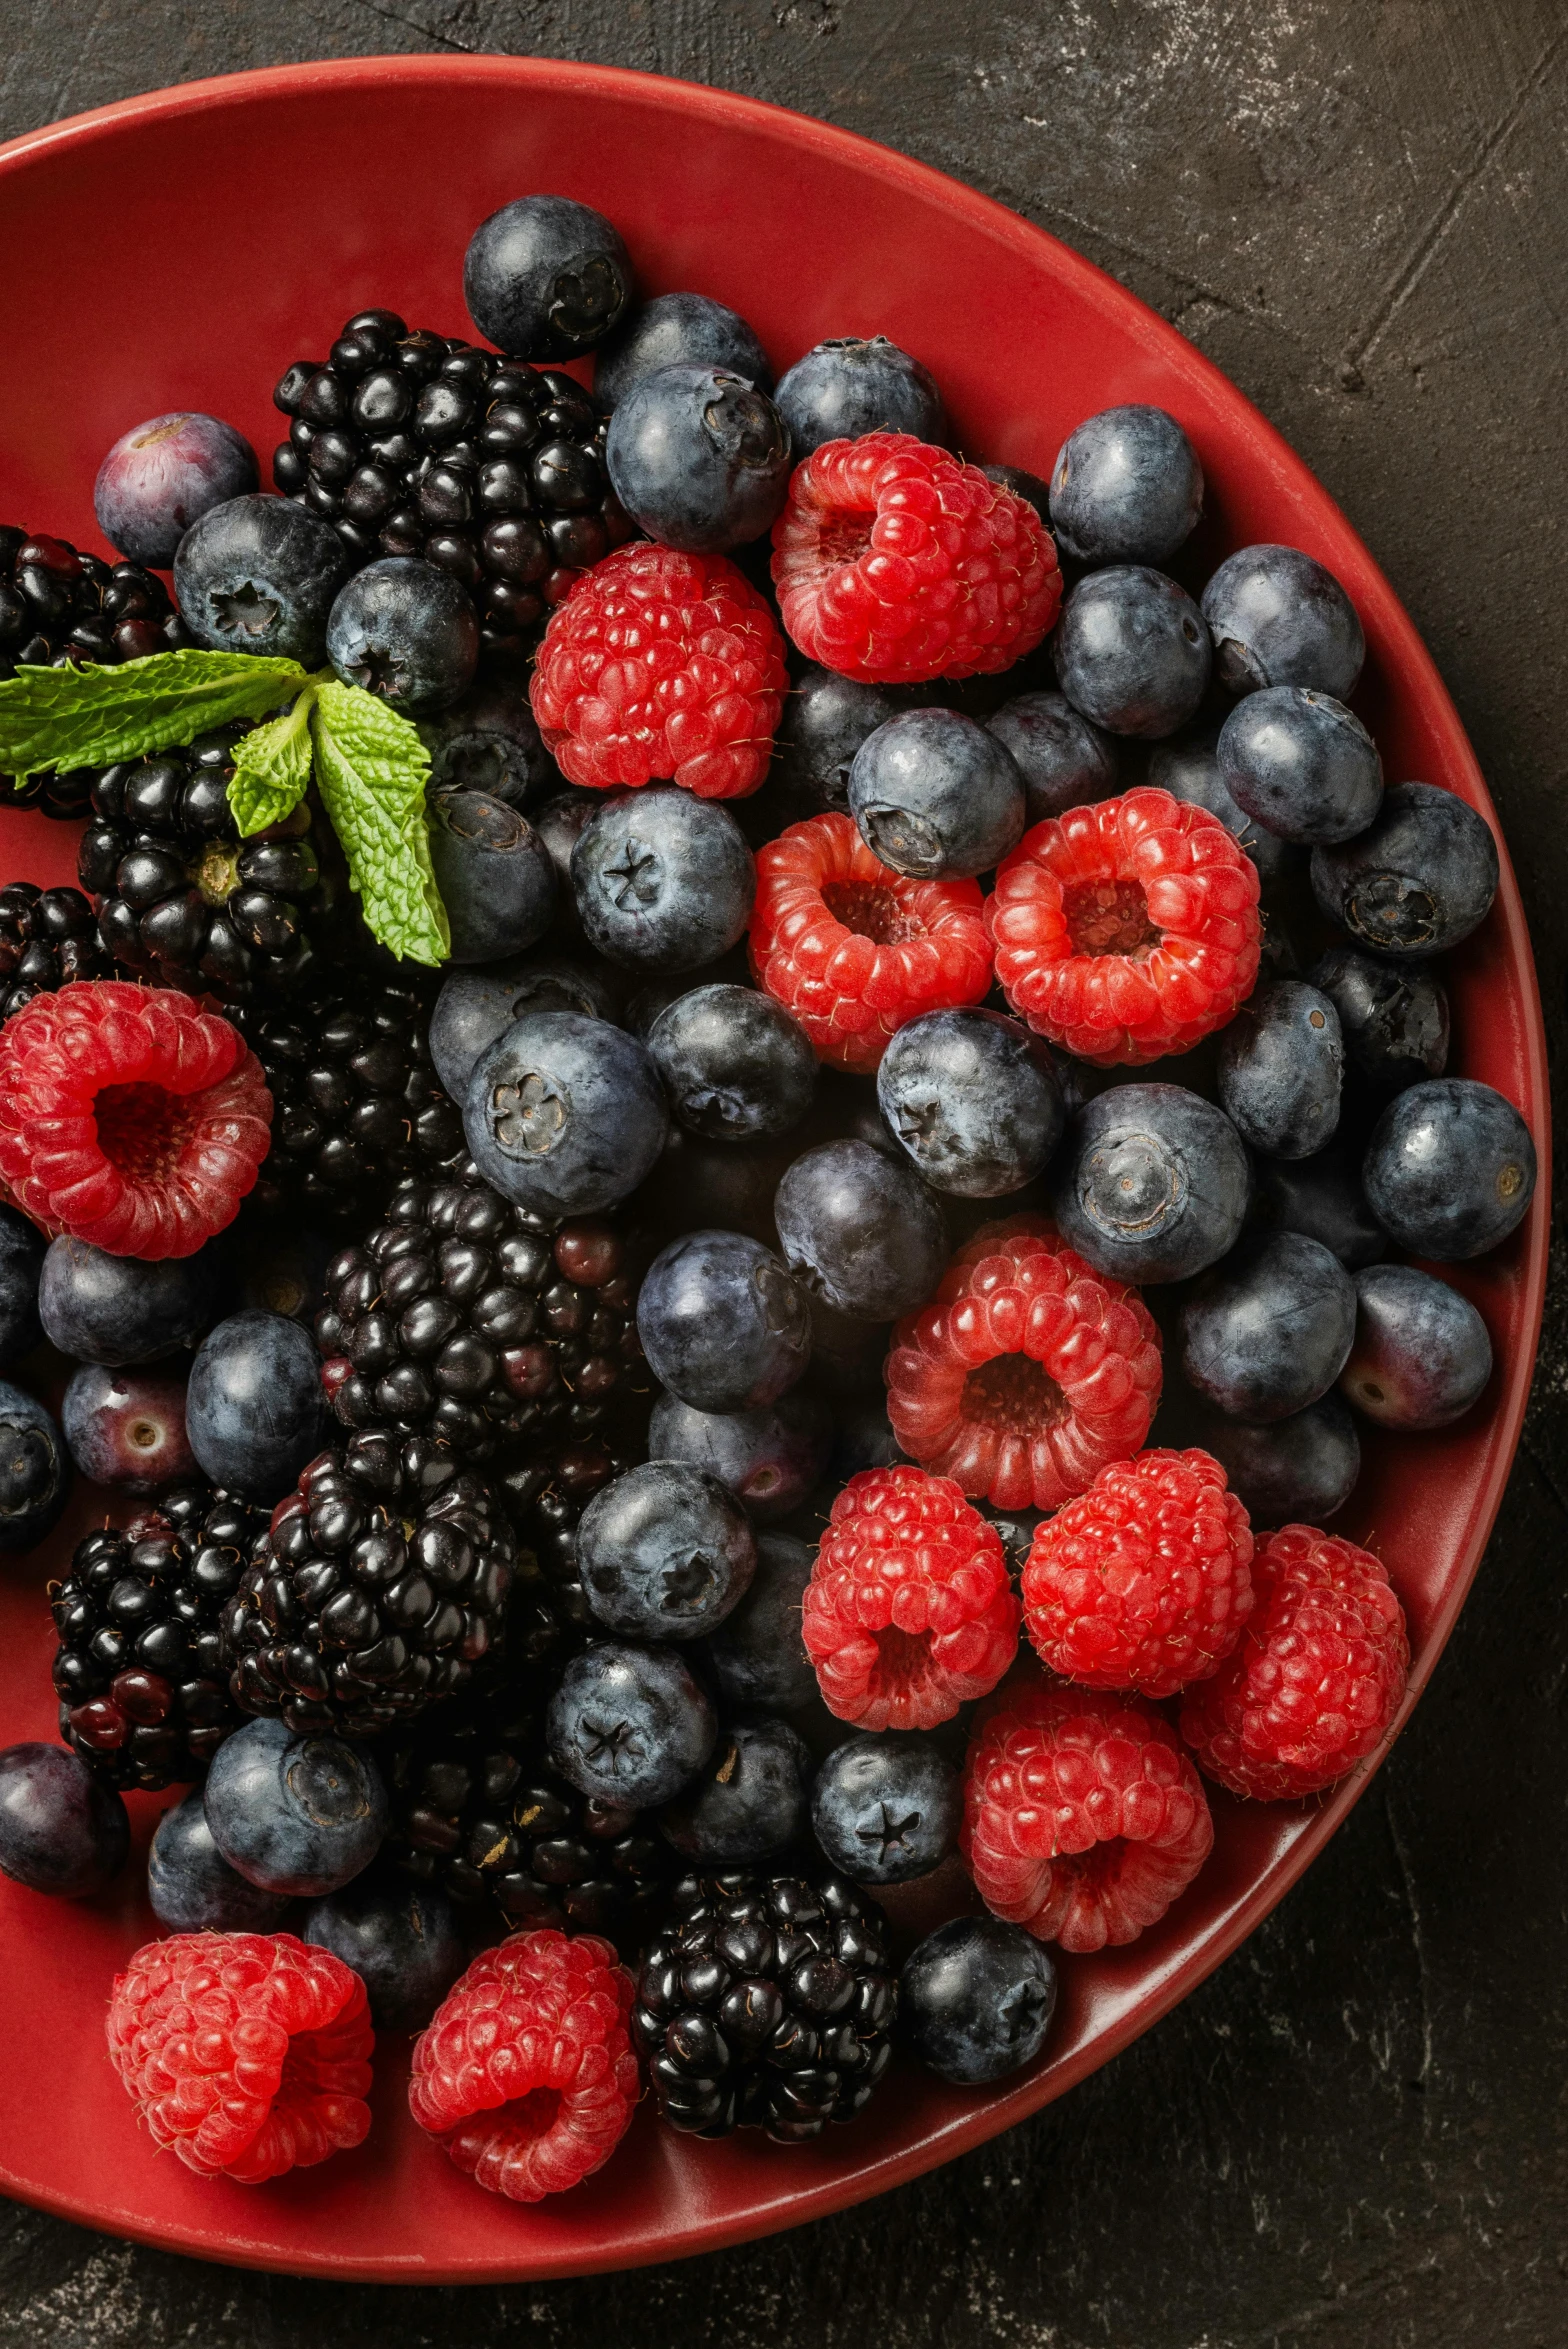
[228, 686, 319, 836]
[309, 680, 450, 966]
[0, 650, 308, 782]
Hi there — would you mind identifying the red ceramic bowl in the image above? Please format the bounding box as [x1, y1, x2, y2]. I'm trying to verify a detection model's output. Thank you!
[0, 53, 1548, 2287]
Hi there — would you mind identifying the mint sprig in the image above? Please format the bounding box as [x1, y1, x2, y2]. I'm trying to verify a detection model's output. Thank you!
[0, 650, 307, 782]
[228, 683, 321, 835]
[309, 682, 450, 967]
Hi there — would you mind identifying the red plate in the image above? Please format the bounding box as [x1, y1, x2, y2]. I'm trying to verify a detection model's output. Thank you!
[0, 52, 1548, 2285]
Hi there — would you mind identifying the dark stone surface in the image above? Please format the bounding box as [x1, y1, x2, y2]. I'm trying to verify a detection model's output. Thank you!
[2, 4, 1566, 2342]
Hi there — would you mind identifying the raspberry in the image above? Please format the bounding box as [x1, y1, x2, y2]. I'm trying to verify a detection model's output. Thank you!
[0, 981, 271, 1259]
[105, 1931, 373, 2184]
[770, 434, 1061, 683]
[885, 1216, 1162, 1513]
[1021, 1448, 1254, 1698]
[749, 811, 992, 1073]
[961, 1678, 1214, 1953]
[409, 1929, 639, 2203]
[1179, 1524, 1409, 1801]
[529, 541, 788, 799]
[802, 1464, 1020, 1730]
[986, 789, 1262, 1065]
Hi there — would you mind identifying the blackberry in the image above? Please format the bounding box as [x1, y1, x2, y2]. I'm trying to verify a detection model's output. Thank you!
[50, 1485, 262, 1792]
[314, 1166, 646, 1462]
[0, 882, 110, 1025]
[381, 1686, 672, 1954]
[238, 979, 464, 1221]
[270, 309, 636, 665]
[500, 1436, 632, 1637]
[634, 1870, 899, 2142]
[77, 726, 327, 1002]
[222, 1429, 516, 1738]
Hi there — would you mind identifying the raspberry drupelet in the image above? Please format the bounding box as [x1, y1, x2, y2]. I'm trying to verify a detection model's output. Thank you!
[1022, 1448, 1254, 1699]
[770, 433, 1062, 683]
[986, 788, 1263, 1065]
[409, 1929, 639, 2202]
[105, 1932, 373, 2183]
[802, 1465, 1020, 1730]
[0, 981, 271, 1258]
[1179, 1524, 1409, 1800]
[529, 541, 788, 798]
[749, 810, 992, 1073]
[885, 1216, 1162, 1514]
[962, 1677, 1214, 1952]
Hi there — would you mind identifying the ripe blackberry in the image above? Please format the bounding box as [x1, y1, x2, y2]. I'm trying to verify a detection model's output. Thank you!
[0, 883, 110, 1026]
[382, 1686, 672, 1953]
[77, 727, 327, 1002]
[50, 1485, 263, 1792]
[314, 1168, 646, 1462]
[634, 1869, 898, 2142]
[270, 309, 636, 665]
[222, 1430, 516, 1738]
[500, 1437, 633, 1637]
[238, 980, 463, 1221]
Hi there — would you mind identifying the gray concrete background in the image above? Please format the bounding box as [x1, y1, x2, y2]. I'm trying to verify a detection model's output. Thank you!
[1, 4, 1565, 2343]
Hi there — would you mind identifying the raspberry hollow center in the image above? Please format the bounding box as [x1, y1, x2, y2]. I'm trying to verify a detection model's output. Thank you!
[93, 1083, 200, 1182]
[874, 1624, 932, 1688]
[823, 880, 926, 944]
[497, 2086, 563, 2141]
[961, 1354, 1066, 1433]
[815, 512, 875, 571]
[1063, 879, 1162, 959]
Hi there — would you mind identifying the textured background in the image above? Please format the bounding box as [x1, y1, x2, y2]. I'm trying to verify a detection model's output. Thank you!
[1, 3, 1565, 2343]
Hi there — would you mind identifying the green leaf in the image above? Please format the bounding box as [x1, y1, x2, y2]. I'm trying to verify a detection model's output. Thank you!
[309, 680, 450, 966]
[228, 686, 319, 836]
[0, 649, 308, 782]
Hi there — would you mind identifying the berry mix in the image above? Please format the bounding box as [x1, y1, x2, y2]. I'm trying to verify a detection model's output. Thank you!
[0, 188, 1535, 2206]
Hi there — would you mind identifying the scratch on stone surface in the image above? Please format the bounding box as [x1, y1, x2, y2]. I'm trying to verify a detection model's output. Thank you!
[346, 0, 478, 53]
[1383, 1782, 1434, 2136]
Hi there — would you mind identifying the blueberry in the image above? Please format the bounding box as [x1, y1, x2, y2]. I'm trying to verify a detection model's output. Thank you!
[649, 1388, 832, 1524]
[1248, 1142, 1386, 1268]
[1362, 1079, 1535, 1260]
[1148, 727, 1298, 884]
[239, 1226, 335, 1327]
[648, 983, 818, 1143]
[774, 336, 947, 457]
[0, 1380, 70, 1551]
[532, 789, 604, 906]
[1310, 783, 1499, 959]
[638, 1230, 811, 1413]
[877, 1008, 1064, 1197]
[1049, 1084, 1250, 1283]
[986, 690, 1118, 823]
[148, 1788, 291, 1933]
[325, 556, 479, 716]
[174, 493, 349, 666]
[303, 1870, 466, 2031]
[899, 1916, 1057, 2086]
[1054, 566, 1211, 738]
[659, 1718, 813, 1864]
[1340, 1262, 1493, 1430]
[810, 1733, 960, 1886]
[1200, 544, 1365, 697]
[577, 1458, 757, 1639]
[61, 1362, 195, 1494]
[185, 1310, 326, 1499]
[1048, 404, 1203, 568]
[774, 1140, 948, 1319]
[0, 1206, 43, 1366]
[465, 1008, 669, 1216]
[94, 410, 258, 569]
[429, 953, 622, 1101]
[982, 463, 1053, 525]
[38, 1236, 225, 1366]
[204, 1716, 389, 1897]
[1199, 1394, 1361, 1528]
[464, 194, 633, 360]
[572, 788, 756, 973]
[1217, 982, 1344, 1160]
[1217, 686, 1382, 846]
[546, 1640, 718, 1808]
[0, 1743, 128, 1898]
[702, 1531, 817, 1709]
[1309, 946, 1449, 1087]
[606, 365, 791, 553]
[1180, 1231, 1357, 1421]
[847, 708, 1026, 878]
[426, 790, 557, 963]
[420, 675, 556, 809]
[595, 290, 774, 410]
[774, 667, 920, 813]
[828, 1395, 906, 1481]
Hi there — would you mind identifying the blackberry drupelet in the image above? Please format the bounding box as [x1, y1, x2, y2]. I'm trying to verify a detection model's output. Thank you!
[0, 883, 110, 1025]
[270, 309, 636, 665]
[222, 1429, 515, 1738]
[500, 1436, 630, 1637]
[634, 1870, 899, 2142]
[78, 727, 327, 1001]
[50, 1486, 262, 1792]
[314, 1168, 646, 1462]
